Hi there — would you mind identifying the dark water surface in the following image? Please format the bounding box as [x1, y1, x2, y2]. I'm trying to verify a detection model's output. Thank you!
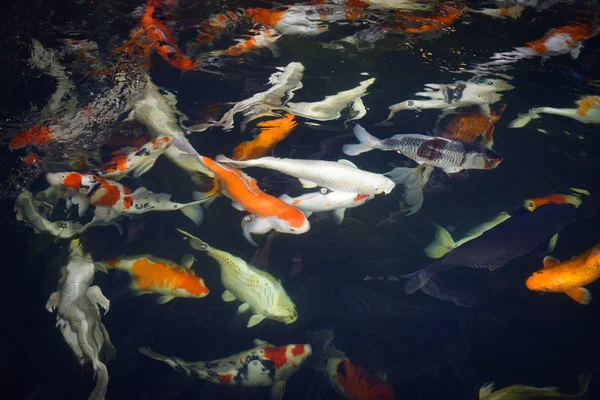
[2, 1, 600, 399]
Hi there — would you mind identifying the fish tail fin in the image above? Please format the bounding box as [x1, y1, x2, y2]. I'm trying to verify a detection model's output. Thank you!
[342, 124, 379, 156]
[576, 370, 595, 397]
[508, 109, 542, 128]
[424, 222, 456, 259]
[89, 361, 109, 400]
[139, 346, 208, 378]
[192, 177, 223, 208]
[306, 329, 344, 371]
[402, 263, 444, 294]
[385, 165, 433, 215]
[179, 204, 204, 226]
[565, 287, 592, 305]
[479, 382, 495, 399]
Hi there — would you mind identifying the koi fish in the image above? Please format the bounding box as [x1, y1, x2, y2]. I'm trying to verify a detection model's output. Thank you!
[246, 6, 328, 36]
[509, 95, 600, 128]
[477, 22, 600, 69]
[344, 125, 503, 173]
[95, 135, 173, 179]
[526, 243, 600, 305]
[116, 0, 199, 70]
[178, 229, 298, 328]
[232, 113, 298, 161]
[387, 79, 513, 119]
[464, 5, 524, 20]
[45, 240, 115, 400]
[215, 155, 396, 196]
[9, 124, 54, 151]
[279, 188, 374, 224]
[479, 372, 593, 400]
[403, 191, 586, 294]
[197, 156, 310, 238]
[440, 104, 507, 148]
[196, 10, 245, 46]
[102, 254, 209, 304]
[45, 172, 204, 225]
[309, 329, 395, 400]
[139, 339, 311, 400]
[386, 4, 462, 34]
[210, 28, 281, 57]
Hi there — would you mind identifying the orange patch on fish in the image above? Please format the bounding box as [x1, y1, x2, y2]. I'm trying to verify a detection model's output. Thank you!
[576, 96, 600, 116]
[130, 257, 209, 297]
[353, 194, 369, 202]
[245, 8, 286, 27]
[263, 346, 288, 369]
[9, 124, 53, 150]
[526, 23, 599, 54]
[63, 173, 84, 191]
[335, 359, 395, 400]
[232, 113, 297, 161]
[218, 374, 233, 384]
[89, 178, 123, 207]
[291, 344, 305, 356]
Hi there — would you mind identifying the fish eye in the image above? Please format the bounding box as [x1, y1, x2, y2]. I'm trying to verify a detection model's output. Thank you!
[407, 100, 414, 107]
[487, 80, 493, 85]
[527, 201, 535, 209]
[173, 204, 178, 209]
[320, 187, 330, 195]
[79, 357, 87, 366]
[200, 244, 208, 250]
[290, 228, 296, 232]
[243, 215, 253, 222]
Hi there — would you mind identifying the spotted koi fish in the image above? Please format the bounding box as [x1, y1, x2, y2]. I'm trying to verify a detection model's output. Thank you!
[45, 172, 204, 225]
[140, 340, 311, 400]
[178, 229, 298, 327]
[102, 254, 208, 303]
[96, 135, 173, 180]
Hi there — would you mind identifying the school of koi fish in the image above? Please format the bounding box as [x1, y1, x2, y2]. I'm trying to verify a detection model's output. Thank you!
[4, 0, 600, 399]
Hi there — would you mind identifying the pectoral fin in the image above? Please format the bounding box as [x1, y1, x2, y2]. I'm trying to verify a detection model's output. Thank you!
[231, 202, 245, 211]
[221, 290, 236, 302]
[331, 208, 346, 224]
[543, 255, 560, 268]
[180, 253, 195, 269]
[247, 314, 265, 328]
[156, 295, 175, 304]
[565, 287, 591, 305]
[45, 291, 61, 312]
[269, 381, 286, 400]
[299, 179, 318, 188]
[547, 233, 559, 253]
[237, 303, 251, 314]
[86, 286, 110, 314]
[337, 159, 358, 168]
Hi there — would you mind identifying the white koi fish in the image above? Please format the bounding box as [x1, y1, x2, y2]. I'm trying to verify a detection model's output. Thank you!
[509, 95, 600, 128]
[45, 240, 115, 400]
[95, 135, 173, 180]
[279, 188, 374, 224]
[215, 155, 396, 196]
[177, 229, 298, 328]
[387, 79, 514, 119]
[139, 339, 311, 400]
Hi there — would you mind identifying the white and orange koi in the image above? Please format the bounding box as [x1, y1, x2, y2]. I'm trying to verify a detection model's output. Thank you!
[509, 95, 600, 128]
[477, 22, 600, 69]
[96, 135, 173, 180]
[279, 189, 374, 224]
[245, 6, 329, 36]
[140, 340, 311, 400]
[196, 156, 310, 239]
[45, 172, 204, 225]
[210, 28, 281, 57]
[102, 254, 209, 304]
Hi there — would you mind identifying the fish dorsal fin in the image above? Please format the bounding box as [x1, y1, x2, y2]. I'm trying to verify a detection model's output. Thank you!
[180, 253, 195, 269]
[253, 339, 275, 347]
[547, 233, 559, 253]
[586, 245, 600, 263]
[479, 382, 495, 399]
[543, 255, 560, 268]
[570, 188, 590, 196]
[337, 159, 358, 168]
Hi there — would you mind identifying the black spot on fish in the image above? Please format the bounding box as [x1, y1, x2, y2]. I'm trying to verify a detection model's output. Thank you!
[417, 138, 448, 161]
[336, 360, 347, 380]
[233, 355, 276, 385]
[134, 148, 151, 157]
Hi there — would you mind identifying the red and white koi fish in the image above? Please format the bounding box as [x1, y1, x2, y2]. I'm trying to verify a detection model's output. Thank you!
[196, 156, 310, 240]
[210, 28, 281, 57]
[102, 254, 209, 304]
[477, 22, 600, 69]
[140, 340, 311, 400]
[246, 5, 328, 36]
[45, 172, 204, 225]
[95, 135, 173, 180]
[279, 188, 374, 224]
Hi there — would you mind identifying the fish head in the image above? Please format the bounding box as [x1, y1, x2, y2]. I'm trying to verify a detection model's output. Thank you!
[269, 292, 298, 324]
[372, 178, 396, 195]
[473, 79, 514, 92]
[268, 212, 310, 235]
[465, 147, 503, 169]
[525, 271, 551, 292]
[278, 344, 312, 376]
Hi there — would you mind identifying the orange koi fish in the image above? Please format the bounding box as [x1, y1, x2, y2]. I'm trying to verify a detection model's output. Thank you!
[9, 124, 54, 151]
[526, 243, 600, 305]
[441, 104, 506, 148]
[96, 135, 173, 179]
[46, 172, 204, 225]
[232, 113, 297, 161]
[524, 189, 587, 212]
[103, 254, 209, 303]
[386, 4, 462, 34]
[196, 10, 245, 46]
[198, 156, 310, 235]
[115, 0, 199, 70]
[211, 28, 281, 57]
